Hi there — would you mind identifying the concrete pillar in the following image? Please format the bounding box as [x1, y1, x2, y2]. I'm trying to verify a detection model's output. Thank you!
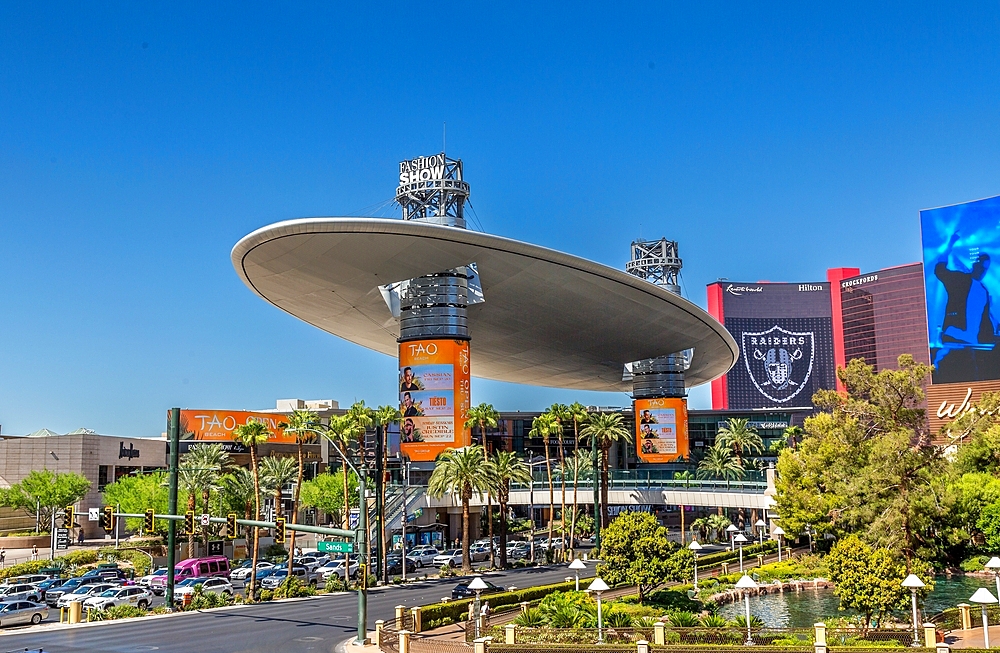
[924, 623, 937, 648]
[520, 601, 530, 614]
[814, 622, 827, 646]
[411, 606, 422, 633]
[395, 605, 406, 628]
[637, 641, 649, 653]
[721, 562, 730, 575]
[936, 644, 950, 653]
[473, 636, 491, 653]
[958, 604, 972, 630]
[505, 624, 516, 644]
[399, 631, 411, 653]
[375, 620, 385, 647]
[654, 622, 666, 645]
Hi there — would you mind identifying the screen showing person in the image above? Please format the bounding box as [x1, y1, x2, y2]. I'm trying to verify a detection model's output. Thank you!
[400, 366, 423, 392]
[401, 391, 424, 417]
[633, 398, 688, 462]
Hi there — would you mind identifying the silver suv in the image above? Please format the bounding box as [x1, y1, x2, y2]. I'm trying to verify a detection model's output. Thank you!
[0, 584, 41, 603]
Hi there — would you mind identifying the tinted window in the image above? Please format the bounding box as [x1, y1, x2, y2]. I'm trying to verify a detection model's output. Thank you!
[199, 563, 209, 574]
[208, 561, 219, 573]
[219, 559, 228, 571]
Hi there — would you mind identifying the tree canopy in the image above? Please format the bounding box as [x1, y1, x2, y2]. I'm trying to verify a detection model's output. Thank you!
[596, 511, 692, 602]
[0, 470, 91, 526]
[102, 471, 169, 535]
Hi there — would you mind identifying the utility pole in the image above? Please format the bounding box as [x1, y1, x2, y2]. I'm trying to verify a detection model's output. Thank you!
[357, 468, 369, 645]
[592, 433, 601, 553]
[166, 408, 180, 608]
[375, 422, 385, 584]
[400, 461, 408, 582]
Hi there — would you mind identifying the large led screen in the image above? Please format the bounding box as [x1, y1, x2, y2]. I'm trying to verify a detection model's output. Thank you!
[398, 338, 471, 461]
[921, 195, 1000, 383]
[634, 398, 689, 463]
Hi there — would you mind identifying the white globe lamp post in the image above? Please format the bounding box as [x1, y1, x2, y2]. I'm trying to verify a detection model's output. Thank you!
[726, 523, 738, 551]
[568, 558, 586, 591]
[735, 574, 759, 645]
[900, 574, 925, 647]
[688, 540, 703, 590]
[589, 577, 610, 642]
[754, 519, 767, 546]
[773, 526, 785, 562]
[734, 532, 749, 572]
[970, 587, 998, 649]
[468, 575, 488, 639]
[985, 557, 1000, 605]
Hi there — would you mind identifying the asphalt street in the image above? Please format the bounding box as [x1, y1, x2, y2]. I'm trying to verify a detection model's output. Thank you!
[0, 565, 596, 653]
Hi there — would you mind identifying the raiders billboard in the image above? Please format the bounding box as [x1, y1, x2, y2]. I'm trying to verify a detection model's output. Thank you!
[708, 281, 836, 410]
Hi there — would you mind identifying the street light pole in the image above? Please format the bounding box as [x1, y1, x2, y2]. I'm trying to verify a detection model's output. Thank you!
[773, 526, 785, 562]
[726, 524, 738, 551]
[985, 557, 1000, 608]
[734, 533, 748, 572]
[589, 577, 610, 643]
[735, 574, 759, 646]
[688, 540, 703, 591]
[970, 588, 997, 649]
[754, 519, 766, 546]
[901, 575, 925, 647]
[569, 558, 586, 591]
[469, 576, 488, 639]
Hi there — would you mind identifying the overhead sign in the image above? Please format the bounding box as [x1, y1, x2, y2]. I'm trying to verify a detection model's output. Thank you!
[635, 398, 689, 463]
[318, 541, 354, 554]
[398, 154, 448, 186]
[173, 410, 297, 445]
[398, 339, 471, 461]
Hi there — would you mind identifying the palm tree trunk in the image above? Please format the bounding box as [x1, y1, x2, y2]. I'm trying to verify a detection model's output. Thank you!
[556, 425, 567, 562]
[202, 488, 211, 550]
[462, 488, 472, 573]
[600, 442, 610, 531]
[544, 436, 555, 560]
[483, 422, 494, 568]
[248, 444, 261, 601]
[680, 505, 686, 545]
[288, 440, 304, 580]
[342, 459, 351, 580]
[499, 488, 509, 569]
[569, 420, 580, 559]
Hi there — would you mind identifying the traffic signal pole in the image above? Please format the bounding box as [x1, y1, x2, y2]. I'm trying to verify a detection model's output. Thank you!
[357, 469, 369, 646]
[166, 408, 180, 608]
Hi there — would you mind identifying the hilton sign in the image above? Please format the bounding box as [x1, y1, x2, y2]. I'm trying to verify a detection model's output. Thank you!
[927, 379, 1000, 437]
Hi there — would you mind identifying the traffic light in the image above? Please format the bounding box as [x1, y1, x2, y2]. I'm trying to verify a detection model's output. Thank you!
[183, 510, 195, 536]
[101, 506, 114, 532]
[63, 505, 75, 529]
[274, 517, 285, 544]
[358, 563, 367, 589]
[227, 513, 238, 539]
[144, 509, 155, 532]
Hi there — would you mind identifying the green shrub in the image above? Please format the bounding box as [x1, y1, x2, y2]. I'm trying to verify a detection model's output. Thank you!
[88, 604, 148, 621]
[264, 544, 288, 558]
[697, 541, 777, 567]
[325, 576, 348, 592]
[420, 580, 579, 627]
[514, 608, 545, 627]
[962, 555, 990, 572]
[271, 578, 316, 599]
[0, 530, 50, 537]
[667, 611, 699, 627]
[634, 616, 659, 628]
[700, 614, 729, 627]
[258, 589, 274, 602]
[646, 587, 701, 612]
[604, 610, 634, 628]
[98, 547, 151, 577]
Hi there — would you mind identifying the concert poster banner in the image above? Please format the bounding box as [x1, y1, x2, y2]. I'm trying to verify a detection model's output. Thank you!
[634, 397, 689, 463]
[398, 339, 471, 461]
[172, 409, 297, 452]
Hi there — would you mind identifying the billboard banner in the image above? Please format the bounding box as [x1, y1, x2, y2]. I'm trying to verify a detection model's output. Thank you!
[174, 410, 296, 446]
[921, 195, 1000, 383]
[634, 397, 689, 463]
[398, 339, 471, 461]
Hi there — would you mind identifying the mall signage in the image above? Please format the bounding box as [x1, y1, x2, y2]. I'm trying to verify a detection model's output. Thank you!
[398, 154, 448, 186]
[927, 379, 1000, 435]
[634, 397, 689, 463]
[172, 409, 297, 445]
[398, 338, 471, 461]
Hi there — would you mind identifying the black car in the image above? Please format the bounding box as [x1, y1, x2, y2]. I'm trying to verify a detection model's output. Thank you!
[35, 577, 64, 600]
[81, 567, 130, 583]
[44, 577, 88, 606]
[451, 580, 504, 600]
[385, 556, 416, 576]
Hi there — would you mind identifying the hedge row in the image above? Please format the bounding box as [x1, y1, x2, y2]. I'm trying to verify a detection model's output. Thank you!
[697, 541, 777, 568]
[421, 579, 579, 627]
[0, 549, 99, 582]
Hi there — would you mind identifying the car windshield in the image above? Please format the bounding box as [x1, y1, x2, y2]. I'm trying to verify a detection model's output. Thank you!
[152, 569, 167, 576]
[177, 578, 202, 587]
[444, 550, 459, 555]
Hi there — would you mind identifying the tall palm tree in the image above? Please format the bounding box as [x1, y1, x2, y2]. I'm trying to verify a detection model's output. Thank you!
[715, 418, 763, 466]
[548, 404, 570, 562]
[580, 412, 633, 537]
[220, 467, 256, 527]
[529, 413, 561, 559]
[690, 516, 710, 543]
[488, 451, 531, 568]
[697, 442, 745, 489]
[567, 403, 590, 557]
[464, 403, 500, 567]
[261, 455, 299, 579]
[706, 514, 732, 542]
[323, 413, 365, 573]
[374, 405, 401, 583]
[232, 420, 272, 601]
[427, 445, 492, 573]
[182, 444, 231, 549]
[177, 463, 208, 558]
[278, 409, 321, 574]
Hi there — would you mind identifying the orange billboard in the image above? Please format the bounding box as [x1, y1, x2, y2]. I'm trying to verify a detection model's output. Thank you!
[175, 410, 296, 445]
[398, 339, 471, 461]
[635, 398, 689, 463]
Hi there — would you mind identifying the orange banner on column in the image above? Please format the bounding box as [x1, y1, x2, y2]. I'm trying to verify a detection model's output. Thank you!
[398, 339, 471, 461]
[634, 398, 689, 463]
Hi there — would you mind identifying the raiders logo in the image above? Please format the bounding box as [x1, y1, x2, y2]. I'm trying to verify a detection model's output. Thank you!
[741, 325, 816, 403]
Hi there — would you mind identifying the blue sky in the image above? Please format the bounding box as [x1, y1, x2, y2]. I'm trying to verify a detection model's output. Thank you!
[2, 3, 1000, 436]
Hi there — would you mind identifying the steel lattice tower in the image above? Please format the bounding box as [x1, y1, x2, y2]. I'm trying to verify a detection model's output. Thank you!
[396, 154, 470, 228]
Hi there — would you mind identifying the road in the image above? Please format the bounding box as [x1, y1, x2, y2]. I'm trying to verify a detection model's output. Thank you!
[0, 565, 595, 653]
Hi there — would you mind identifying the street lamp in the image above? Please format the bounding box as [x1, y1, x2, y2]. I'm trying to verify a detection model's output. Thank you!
[901, 574, 925, 647]
[970, 587, 997, 649]
[754, 519, 767, 546]
[773, 526, 785, 562]
[589, 577, 610, 643]
[469, 575, 489, 639]
[689, 540, 703, 591]
[734, 533, 748, 572]
[569, 559, 586, 591]
[735, 574, 759, 646]
[526, 458, 546, 563]
[985, 557, 1000, 605]
[726, 523, 738, 551]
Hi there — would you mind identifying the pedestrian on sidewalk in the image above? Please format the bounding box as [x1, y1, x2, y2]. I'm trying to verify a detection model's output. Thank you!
[0, 547, 6, 568]
[31, 544, 38, 561]
[78, 529, 84, 545]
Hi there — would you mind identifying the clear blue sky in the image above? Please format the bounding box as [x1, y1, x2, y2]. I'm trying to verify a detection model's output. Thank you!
[2, 3, 999, 436]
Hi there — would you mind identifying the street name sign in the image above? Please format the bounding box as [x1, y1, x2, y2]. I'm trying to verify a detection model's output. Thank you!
[318, 541, 354, 554]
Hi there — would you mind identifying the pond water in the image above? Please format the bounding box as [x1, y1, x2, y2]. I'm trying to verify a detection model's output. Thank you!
[717, 575, 990, 627]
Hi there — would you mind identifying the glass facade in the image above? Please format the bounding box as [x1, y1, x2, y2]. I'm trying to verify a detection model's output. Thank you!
[840, 264, 930, 371]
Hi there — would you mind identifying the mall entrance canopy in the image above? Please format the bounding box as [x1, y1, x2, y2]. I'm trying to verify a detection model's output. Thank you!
[232, 217, 737, 392]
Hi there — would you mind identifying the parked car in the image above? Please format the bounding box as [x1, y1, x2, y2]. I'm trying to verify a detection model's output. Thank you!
[230, 560, 274, 582]
[1, 575, 50, 586]
[259, 567, 316, 590]
[33, 577, 65, 601]
[320, 559, 358, 581]
[150, 556, 230, 594]
[80, 566, 131, 583]
[0, 601, 48, 627]
[468, 544, 490, 562]
[433, 549, 464, 567]
[56, 583, 118, 609]
[293, 555, 328, 572]
[0, 584, 41, 604]
[82, 586, 153, 611]
[173, 577, 234, 602]
[136, 567, 167, 588]
[44, 578, 89, 606]
[407, 547, 440, 567]
[451, 579, 505, 600]
[385, 555, 417, 576]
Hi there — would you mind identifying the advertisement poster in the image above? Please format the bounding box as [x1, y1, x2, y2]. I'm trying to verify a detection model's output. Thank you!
[398, 339, 471, 461]
[173, 410, 297, 450]
[921, 195, 1000, 383]
[634, 398, 688, 463]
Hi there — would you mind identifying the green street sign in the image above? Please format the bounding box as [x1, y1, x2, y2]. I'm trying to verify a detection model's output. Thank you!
[318, 540, 354, 554]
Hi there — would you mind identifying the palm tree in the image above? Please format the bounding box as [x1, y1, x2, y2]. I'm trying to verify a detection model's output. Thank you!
[567, 402, 590, 557]
[374, 405, 401, 583]
[261, 457, 298, 523]
[690, 516, 710, 543]
[715, 418, 763, 466]
[488, 451, 531, 568]
[548, 404, 571, 562]
[580, 412, 633, 536]
[232, 420, 272, 601]
[220, 467, 256, 527]
[465, 403, 500, 567]
[177, 463, 208, 558]
[278, 409, 321, 574]
[182, 444, 230, 549]
[706, 514, 732, 542]
[674, 470, 695, 544]
[529, 413, 561, 559]
[427, 445, 492, 572]
[697, 442, 745, 488]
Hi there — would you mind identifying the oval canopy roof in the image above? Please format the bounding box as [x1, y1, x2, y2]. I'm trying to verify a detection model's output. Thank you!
[232, 218, 738, 392]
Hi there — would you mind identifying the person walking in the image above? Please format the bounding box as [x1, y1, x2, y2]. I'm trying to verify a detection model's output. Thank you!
[77, 529, 84, 545]
[31, 544, 38, 561]
[0, 548, 6, 569]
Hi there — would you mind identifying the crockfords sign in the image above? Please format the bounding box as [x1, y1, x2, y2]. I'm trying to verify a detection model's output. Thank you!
[398, 154, 447, 185]
[842, 274, 878, 288]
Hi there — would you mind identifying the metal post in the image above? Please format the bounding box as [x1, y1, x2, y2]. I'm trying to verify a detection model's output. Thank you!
[49, 511, 55, 561]
[596, 592, 604, 643]
[910, 589, 920, 647]
[592, 434, 601, 552]
[529, 478, 534, 563]
[744, 592, 753, 646]
[166, 407, 180, 608]
[693, 554, 699, 590]
[115, 503, 120, 549]
[474, 590, 482, 639]
[982, 604, 990, 649]
[401, 461, 408, 582]
[739, 543, 744, 572]
[357, 469, 369, 646]
[375, 424, 385, 584]
[777, 535, 782, 562]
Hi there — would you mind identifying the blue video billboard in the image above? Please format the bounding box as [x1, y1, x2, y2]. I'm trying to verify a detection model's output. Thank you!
[921, 195, 1000, 383]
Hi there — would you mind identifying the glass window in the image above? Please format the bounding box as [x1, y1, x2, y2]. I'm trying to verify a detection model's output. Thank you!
[208, 561, 218, 573]
[98, 466, 109, 490]
[199, 563, 209, 574]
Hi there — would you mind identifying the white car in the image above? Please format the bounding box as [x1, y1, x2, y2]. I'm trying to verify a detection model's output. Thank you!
[83, 586, 152, 611]
[433, 549, 464, 567]
[293, 555, 328, 572]
[407, 547, 440, 567]
[469, 544, 491, 562]
[230, 561, 274, 581]
[137, 568, 167, 588]
[0, 584, 42, 604]
[173, 577, 233, 601]
[56, 583, 118, 609]
[320, 559, 359, 581]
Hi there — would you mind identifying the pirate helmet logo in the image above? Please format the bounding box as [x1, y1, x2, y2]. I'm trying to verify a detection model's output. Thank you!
[741, 325, 816, 403]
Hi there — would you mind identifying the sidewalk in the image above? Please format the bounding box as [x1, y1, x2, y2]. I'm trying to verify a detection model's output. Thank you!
[946, 624, 1000, 648]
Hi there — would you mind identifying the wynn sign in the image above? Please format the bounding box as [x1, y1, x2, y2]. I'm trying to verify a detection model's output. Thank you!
[926, 379, 1000, 437]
